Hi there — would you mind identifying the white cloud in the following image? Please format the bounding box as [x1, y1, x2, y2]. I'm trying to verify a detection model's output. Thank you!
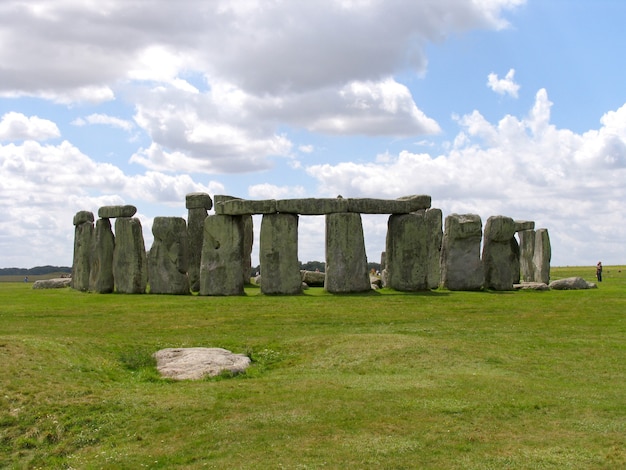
[487, 68, 520, 98]
[248, 184, 306, 199]
[72, 113, 135, 132]
[0, 112, 60, 141]
[306, 88, 626, 265]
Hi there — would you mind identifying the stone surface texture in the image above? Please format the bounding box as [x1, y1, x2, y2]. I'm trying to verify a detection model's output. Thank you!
[199, 215, 244, 296]
[112, 217, 147, 294]
[89, 218, 115, 293]
[325, 213, 370, 293]
[148, 217, 189, 295]
[259, 213, 301, 294]
[154, 347, 251, 380]
[440, 214, 484, 291]
[185, 192, 213, 210]
[386, 213, 430, 291]
[533, 229, 551, 284]
[98, 205, 137, 219]
[33, 278, 72, 289]
[482, 216, 517, 291]
[549, 277, 596, 290]
[71, 212, 94, 291]
[518, 230, 536, 282]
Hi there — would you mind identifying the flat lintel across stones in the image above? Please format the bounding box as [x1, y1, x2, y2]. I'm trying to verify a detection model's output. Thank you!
[217, 195, 431, 215]
[98, 205, 137, 219]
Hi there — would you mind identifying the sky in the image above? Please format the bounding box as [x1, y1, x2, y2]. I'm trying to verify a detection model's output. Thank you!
[1, 0, 625, 269]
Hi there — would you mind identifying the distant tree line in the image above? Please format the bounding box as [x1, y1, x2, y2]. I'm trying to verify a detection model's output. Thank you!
[250, 261, 381, 277]
[0, 265, 72, 276]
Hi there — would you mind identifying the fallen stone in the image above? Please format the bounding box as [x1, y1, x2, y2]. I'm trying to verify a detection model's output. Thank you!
[154, 347, 251, 380]
[301, 270, 326, 287]
[98, 205, 137, 219]
[514, 282, 550, 291]
[32, 278, 72, 289]
[549, 277, 596, 290]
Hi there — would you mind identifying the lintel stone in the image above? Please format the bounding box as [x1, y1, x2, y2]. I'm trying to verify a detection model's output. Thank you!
[73, 210, 94, 226]
[348, 195, 431, 214]
[276, 198, 349, 214]
[98, 205, 137, 219]
[216, 198, 277, 215]
[185, 192, 213, 210]
[515, 220, 535, 232]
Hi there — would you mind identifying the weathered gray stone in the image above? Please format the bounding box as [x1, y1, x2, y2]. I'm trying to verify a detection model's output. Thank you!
[154, 347, 251, 380]
[199, 215, 244, 296]
[89, 218, 115, 293]
[301, 270, 326, 287]
[348, 195, 431, 214]
[276, 198, 349, 214]
[511, 237, 521, 285]
[482, 216, 518, 291]
[98, 205, 137, 219]
[112, 217, 147, 294]
[325, 213, 370, 293]
[533, 229, 551, 284]
[185, 192, 213, 210]
[73, 210, 94, 226]
[515, 220, 535, 232]
[425, 208, 443, 289]
[33, 278, 72, 289]
[148, 217, 189, 295]
[259, 213, 301, 294]
[71, 212, 94, 291]
[440, 214, 484, 291]
[216, 198, 276, 215]
[386, 213, 430, 291]
[514, 282, 550, 291]
[518, 230, 536, 282]
[187, 207, 207, 292]
[242, 215, 253, 285]
[549, 277, 596, 290]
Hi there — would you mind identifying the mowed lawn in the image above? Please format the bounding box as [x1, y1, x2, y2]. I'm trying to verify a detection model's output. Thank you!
[1, 266, 625, 469]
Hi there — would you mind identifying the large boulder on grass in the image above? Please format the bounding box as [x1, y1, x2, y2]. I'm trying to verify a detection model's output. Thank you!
[33, 278, 72, 289]
[154, 348, 251, 380]
[549, 277, 596, 290]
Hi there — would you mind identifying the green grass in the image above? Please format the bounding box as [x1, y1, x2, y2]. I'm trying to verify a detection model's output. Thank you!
[1, 266, 625, 469]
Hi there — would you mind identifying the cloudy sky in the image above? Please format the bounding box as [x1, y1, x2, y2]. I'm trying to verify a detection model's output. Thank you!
[1, 0, 624, 269]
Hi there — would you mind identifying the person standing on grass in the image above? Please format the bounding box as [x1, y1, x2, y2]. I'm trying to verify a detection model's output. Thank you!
[596, 261, 603, 282]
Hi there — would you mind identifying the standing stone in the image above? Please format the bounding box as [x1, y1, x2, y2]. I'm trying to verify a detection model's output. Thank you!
[511, 237, 521, 285]
[533, 229, 551, 284]
[259, 213, 301, 294]
[386, 213, 429, 291]
[71, 211, 94, 291]
[325, 213, 370, 293]
[440, 214, 484, 291]
[186, 192, 213, 292]
[518, 229, 536, 282]
[482, 216, 517, 291]
[113, 217, 147, 294]
[425, 208, 443, 289]
[242, 215, 254, 285]
[199, 215, 244, 296]
[148, 217, 189, 295]
[380, 251, 388, 287]
[89, 218, 115, 293]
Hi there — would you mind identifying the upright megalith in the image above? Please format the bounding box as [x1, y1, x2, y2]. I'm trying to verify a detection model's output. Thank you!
[71, 211, 94, 291]
[425, 208, 443, 289]
[482, 216, 517, 290]
[386, 213, 429, 291]
[325, 213, 370, 293]
[113, 217, 147, 294]
[440, 214, 484, 291]
[518, 229, 536, 282]
[148, 217, 189, 295]
[89, 218, 115, 293]
[242, 215, 253, 285]
[533, 229, 551, 284]
[186, 192, 213, 292]
[259, 213, 301, 294]
[199, 215, 244, 296]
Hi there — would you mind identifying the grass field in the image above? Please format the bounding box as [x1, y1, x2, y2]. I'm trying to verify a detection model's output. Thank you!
[1, 266, 625, 469]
